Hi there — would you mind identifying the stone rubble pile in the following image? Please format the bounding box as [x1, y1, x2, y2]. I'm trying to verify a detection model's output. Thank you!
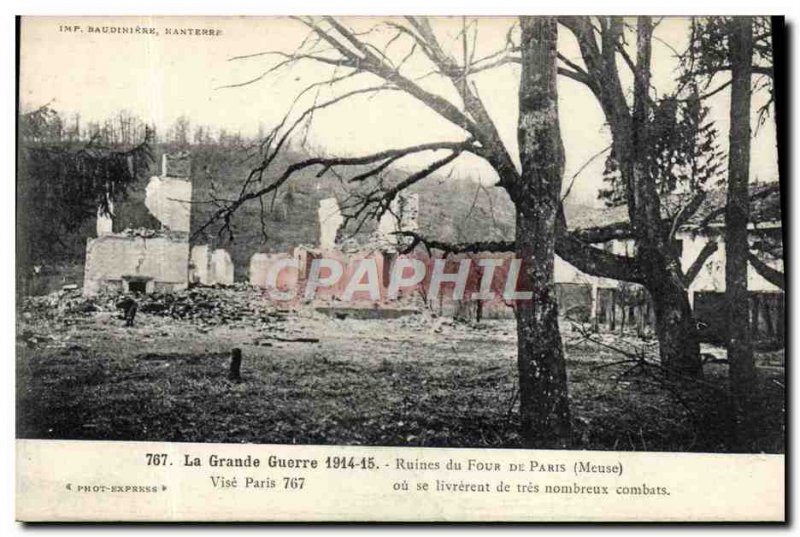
[20, 284, 287, 327]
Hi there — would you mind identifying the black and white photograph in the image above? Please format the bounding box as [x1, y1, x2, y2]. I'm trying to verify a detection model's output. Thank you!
[16, 15, 786, 452]
[13, 13, 788, 523]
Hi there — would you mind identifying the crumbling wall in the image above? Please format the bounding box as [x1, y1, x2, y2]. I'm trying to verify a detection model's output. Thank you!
[210, 249, 234, 286]
[189, 245, 210, 285]
[318, 197, 344, 250]
[96, 201, 114, 236]
[144, 176, 192, 232]
[376, 193, 419, 248]
[84, 151, 194, 296]
[190, 245, 235, 286]
[249, 252, 298, 295]
[83, 234, 190, 295]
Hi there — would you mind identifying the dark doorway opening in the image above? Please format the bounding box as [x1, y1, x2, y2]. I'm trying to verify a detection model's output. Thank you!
[128, 280, 147, 294]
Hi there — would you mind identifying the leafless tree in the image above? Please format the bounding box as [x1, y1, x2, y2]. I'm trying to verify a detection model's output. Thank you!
[195, 16, 754, 444]
[196, 16, 636, 446]
[725, 18, 757, 447]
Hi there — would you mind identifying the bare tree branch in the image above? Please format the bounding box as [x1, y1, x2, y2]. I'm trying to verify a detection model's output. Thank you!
[748, 252, 784, 289]
[293, 16, 482, 137]
[556, 209, 645, 283]
[393, 223, 645, 285]
[340, 150, 463, 233]
[669, 190, 707, 241]
[398, 16, 522, 188]
[193, 139, 475, 240]
[395, 230, 513, 255]
[683, 240, 718, 285]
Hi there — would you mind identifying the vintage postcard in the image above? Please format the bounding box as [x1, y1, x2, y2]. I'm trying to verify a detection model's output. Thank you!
[15, 15, 786, 522]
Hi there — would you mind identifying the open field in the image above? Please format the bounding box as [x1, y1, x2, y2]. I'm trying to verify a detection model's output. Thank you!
[16, 287, 785, 452]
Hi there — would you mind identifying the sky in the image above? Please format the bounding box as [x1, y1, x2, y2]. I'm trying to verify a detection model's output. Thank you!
[19, 16, 780, 206]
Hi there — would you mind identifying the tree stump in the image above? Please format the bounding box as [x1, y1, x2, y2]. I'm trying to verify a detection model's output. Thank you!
[229, 348, 242, 382]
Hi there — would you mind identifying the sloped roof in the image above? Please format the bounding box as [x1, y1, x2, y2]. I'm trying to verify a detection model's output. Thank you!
[686, 182, 783, 227]
[563, 182, 783, 233]
[564, 203, 628, 231]
[364, 181, 785, 247]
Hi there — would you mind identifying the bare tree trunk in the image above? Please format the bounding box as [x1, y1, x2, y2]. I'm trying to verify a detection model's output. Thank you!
[634, 18, 703, 378]
[727, 16, 757, 450]
[560, 16, 704, 378]
[514, 17, 571, 448]
[644, 254, 702, 377]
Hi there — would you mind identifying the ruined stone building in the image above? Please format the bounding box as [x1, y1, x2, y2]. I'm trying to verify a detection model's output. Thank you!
[248, 185, 784, 345]
[249, 192, 422, 302]
[83, 152, 233, 296]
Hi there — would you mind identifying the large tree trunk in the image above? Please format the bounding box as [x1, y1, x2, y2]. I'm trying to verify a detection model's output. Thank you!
[641, 249, 702, 377]
[560, 17, 704, 378]
[514, 17, 571, 448]
[727, 16, 757, 449]
[631, 17, 703, 378]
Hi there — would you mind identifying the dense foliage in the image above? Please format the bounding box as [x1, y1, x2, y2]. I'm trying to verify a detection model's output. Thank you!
[599, 92, 724, 210]
[17, 106, 154, 270]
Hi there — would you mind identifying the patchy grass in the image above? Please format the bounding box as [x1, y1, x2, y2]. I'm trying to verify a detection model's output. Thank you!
[16, 307, 784, 452]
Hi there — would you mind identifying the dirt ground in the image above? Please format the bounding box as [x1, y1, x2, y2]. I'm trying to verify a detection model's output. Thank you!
[16, 287, 785, 453]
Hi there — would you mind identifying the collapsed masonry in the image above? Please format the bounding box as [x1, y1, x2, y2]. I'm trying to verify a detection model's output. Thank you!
[316, 193, 420, 251]
[375, 194, 420, 250]
[83, 152, 233, 296]
[317, 197, 345, 250]
[189, 245, 234, 287]
[249, 192, 482, 312]
[248, 190, 785, 332]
